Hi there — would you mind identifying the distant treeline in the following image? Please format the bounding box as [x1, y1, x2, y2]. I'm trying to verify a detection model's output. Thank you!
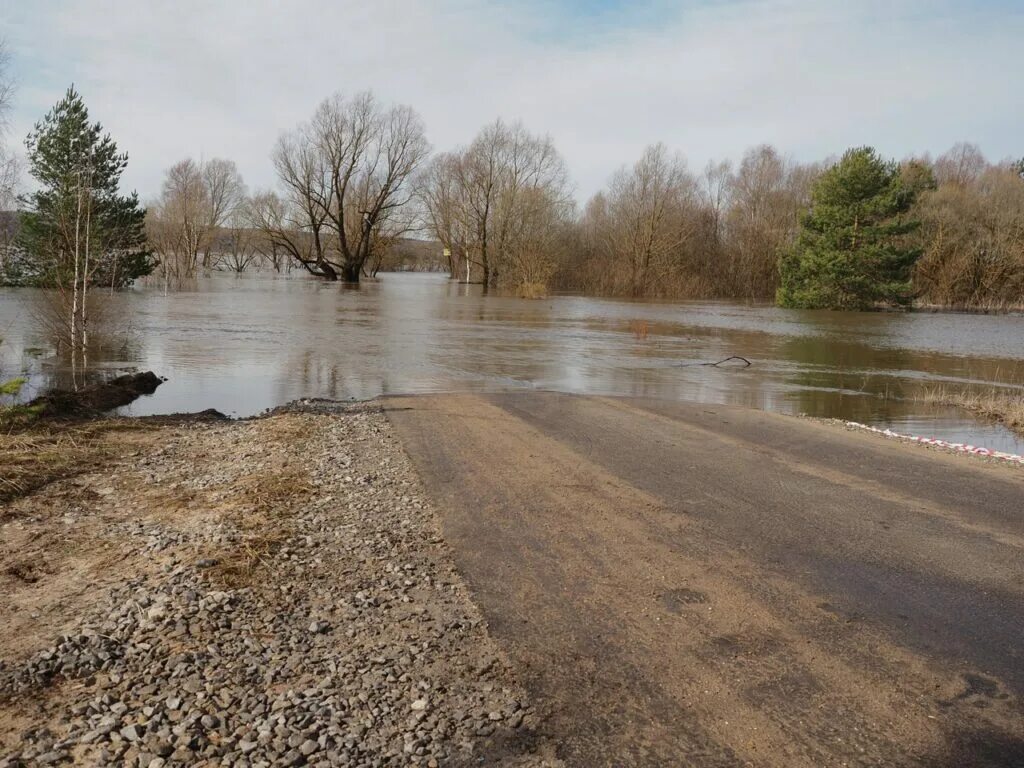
[423, 131, 1023, 309]
[2, 69, 1021, 311]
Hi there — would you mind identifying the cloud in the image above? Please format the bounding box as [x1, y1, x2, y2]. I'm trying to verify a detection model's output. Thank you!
[2, 0, 1022, 202]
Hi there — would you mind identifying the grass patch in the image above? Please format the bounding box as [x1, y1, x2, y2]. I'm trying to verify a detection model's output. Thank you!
[916, 386, 1024, 434]
[515, 282, 549, 299]
[208, 463, 314, 587]
[0, 420, 157, 506]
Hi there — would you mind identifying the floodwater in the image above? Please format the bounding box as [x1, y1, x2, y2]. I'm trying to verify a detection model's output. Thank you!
[2, 271, 1023, 453]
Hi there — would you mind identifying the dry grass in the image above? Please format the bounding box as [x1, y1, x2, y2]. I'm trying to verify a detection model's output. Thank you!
[208, 461, 314, 587]
[0, 420, 157, 506]
[916, 386, 1024, 433]
[515, 281, 549, 299]
[630, 320, 649, 340]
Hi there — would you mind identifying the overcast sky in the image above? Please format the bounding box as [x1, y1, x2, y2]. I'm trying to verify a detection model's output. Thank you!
[2, 0, 1022, 202]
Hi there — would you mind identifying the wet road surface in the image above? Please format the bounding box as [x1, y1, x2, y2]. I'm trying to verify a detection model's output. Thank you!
[385, 392, 1024, 767]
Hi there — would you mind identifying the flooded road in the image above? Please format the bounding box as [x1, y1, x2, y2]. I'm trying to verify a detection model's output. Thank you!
[1, 271, 1022, 452]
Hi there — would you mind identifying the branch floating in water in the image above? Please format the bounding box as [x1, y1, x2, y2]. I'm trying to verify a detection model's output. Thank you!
[677, 356, 752, 368]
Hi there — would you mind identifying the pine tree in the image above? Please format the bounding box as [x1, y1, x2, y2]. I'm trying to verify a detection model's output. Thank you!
[777, 147, 922, 310]
[9, 86, 152, 290]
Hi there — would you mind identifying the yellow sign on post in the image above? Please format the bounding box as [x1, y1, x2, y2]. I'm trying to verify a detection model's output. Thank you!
[443, 248, 451, 257]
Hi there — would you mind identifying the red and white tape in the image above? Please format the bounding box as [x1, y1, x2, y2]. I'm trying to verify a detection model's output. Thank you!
[845, 421, 1024, 465]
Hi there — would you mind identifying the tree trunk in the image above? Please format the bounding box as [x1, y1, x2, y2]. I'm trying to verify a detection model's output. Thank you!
[319, 261, 339, 281]
[340, 263, 360, 283]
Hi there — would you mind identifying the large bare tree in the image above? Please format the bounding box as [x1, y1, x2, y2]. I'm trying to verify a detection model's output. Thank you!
[417, 119, 572, 291]
[266, 92, 429, 282]
[149, 157, 247, 282]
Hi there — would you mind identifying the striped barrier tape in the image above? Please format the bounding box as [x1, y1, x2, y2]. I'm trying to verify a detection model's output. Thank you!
[845, 421, 1024, 465]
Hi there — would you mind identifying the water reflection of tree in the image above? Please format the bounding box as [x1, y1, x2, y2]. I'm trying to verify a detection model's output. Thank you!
[14, 289, 142, 394]
[778, 331, 916, 422]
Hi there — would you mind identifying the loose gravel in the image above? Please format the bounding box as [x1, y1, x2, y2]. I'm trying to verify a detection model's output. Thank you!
[0, 402, 558, 767]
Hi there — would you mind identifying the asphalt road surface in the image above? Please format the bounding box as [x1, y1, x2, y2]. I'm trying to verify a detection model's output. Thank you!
[384, 392, 1024, 768]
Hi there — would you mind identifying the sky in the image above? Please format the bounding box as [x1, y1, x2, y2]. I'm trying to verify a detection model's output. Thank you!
[1, 0, 1022, 202]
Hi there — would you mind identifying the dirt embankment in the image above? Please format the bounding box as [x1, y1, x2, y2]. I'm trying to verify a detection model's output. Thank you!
[0, 404, 558, 767]
[27, 372, 167, 418]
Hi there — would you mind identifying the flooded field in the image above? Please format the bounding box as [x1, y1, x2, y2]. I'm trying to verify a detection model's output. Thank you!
[2, 271, 1022, 453]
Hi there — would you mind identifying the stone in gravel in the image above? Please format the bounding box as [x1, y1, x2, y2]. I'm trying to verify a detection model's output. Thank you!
[299, 738, 320, 755]
[410, 698, 428, 711]
[120, 724, 142, 741]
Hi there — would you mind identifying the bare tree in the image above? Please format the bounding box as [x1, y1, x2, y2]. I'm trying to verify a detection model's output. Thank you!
[215, 203, 260, 273]
[417, 119, 572, 292]
[201, 158, 246, 267]
[915, 159, 1024, 308]
[722, 145, 815, 299]
[0, 41, 17, 215]
[934, 142, 987, 188]
[701, 159, 732, 245]
[416, 152, 470, 278]
[154, 158, 208, 280]
[270, 91, 430, 282]
[601, 144, 701, 297]
[149, 157, 248, 282]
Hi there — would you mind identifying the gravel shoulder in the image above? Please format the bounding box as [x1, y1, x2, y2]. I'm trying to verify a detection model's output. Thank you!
[0, 403, 559, 767]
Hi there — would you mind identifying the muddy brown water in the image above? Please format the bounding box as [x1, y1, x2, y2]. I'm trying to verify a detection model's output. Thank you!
[1, 271, 1023, 453]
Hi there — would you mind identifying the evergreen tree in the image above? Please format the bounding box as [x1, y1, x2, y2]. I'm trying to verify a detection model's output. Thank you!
[777, 147, 922, 310]
[6, 86, 152, 288]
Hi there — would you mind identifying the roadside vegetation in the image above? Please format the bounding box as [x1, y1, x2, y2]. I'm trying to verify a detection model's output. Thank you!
[0, 419, 155, 505]
[916, 386, 1024, 435]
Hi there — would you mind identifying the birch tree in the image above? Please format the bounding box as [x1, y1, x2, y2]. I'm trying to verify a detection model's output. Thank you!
[15, 87, 150, 354]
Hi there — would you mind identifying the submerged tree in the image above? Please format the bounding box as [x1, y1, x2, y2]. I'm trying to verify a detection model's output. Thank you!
[416, 119, 573, 292]
[265, 92, 429, 282]
[147, 156, 247, 284]
[12, 86, 151, 351]
[778, 147, 923, 310]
